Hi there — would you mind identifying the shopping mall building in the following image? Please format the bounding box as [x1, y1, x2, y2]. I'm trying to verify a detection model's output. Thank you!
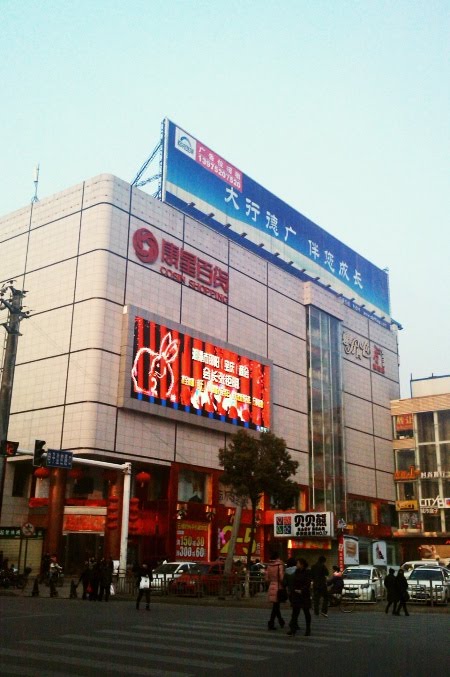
[0, 121, 402, 573]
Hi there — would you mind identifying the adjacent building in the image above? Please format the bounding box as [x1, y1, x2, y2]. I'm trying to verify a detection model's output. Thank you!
[0, 121, 402, 573]
[391, 374, 450, 563]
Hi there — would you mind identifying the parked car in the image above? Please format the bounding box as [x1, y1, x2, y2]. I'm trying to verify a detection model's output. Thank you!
[401, 560, 440, 579]
[407, 567, 449, 605]
[342, 565, 384, 602]
[151, 562, 200, 592]
[169, 561, 241, 596]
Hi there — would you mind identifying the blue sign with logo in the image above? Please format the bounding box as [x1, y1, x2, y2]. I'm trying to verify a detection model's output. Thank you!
[162, 119, 391, 316]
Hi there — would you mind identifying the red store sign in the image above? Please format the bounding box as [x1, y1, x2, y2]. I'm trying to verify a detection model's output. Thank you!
[133, 228, 229, 304]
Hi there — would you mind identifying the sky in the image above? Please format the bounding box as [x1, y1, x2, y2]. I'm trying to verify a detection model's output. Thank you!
[1, 0, 448, 397]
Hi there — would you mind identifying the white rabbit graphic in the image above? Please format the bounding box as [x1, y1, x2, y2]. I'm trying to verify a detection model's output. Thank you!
[132, 332, 180, 398]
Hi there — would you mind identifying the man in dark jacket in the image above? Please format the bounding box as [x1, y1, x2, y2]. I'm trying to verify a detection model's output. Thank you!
[311, 555, 329, 617]
[285, 558, 312, 636]
[384, 568, 398, 614]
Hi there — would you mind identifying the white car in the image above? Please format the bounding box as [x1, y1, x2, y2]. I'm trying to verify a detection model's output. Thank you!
[407, 567, 449, 605]
[151, 562, 200, 592]
[401, 560, 440, 579]
[342, 565, 384, 603]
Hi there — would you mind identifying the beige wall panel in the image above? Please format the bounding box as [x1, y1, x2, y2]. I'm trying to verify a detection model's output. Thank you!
[343, 360, 372, 400]
[116, 409, 176, 462]
[228, 308, 267, 357]
[344, 428, 375, 467]
[268, 326, 306, 375]
[346, 464, 376, 496]
[272, 366, 307, 413]
[268, 289, 306, 338]
[71, 300, 123, 354]
[17, 306, 72, 363]
[66, 350, 120, 407]
[0, 232, 28, 282]
[180, 285, 227, 338]
[126, 262, 182, 322]
[343, 393, 374, 434]
[373, 404, 392, 440]
[229, 242, 267, 284]
[268, 264, 303, 300]
[374, 437, 395, 473]
[24, 260, 77, 313]
[272, 405, 307, 452]
[27, 213, 81, 271]
[30, 183, 84, 228]
[376, 470, 396, 501]
[75, 251, 126, 304]
[62, 402, 116, 451]
[176, 423, 226, 470]
[7, 407, 64, 452]
[83, 174, 131, 213]
[184, 217, 228, 264]
[0, 205, 33, 240]
[79, 203, 129, 257]
[131, 190, 184, 239]
[11, 356, 68, 411]
[229, 269, 267, 320]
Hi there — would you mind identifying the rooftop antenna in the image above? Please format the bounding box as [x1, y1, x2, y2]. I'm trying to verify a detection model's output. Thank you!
[31, 164, 40, 203]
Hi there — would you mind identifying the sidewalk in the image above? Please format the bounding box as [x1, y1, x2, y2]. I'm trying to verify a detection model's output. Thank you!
[2, 578, 448, 613]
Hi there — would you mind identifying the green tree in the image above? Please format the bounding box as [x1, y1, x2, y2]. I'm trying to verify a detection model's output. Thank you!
[219, 429, 299, 573]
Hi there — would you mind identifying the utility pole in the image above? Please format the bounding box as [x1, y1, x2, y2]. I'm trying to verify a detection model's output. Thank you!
[0, 283, 29, 519]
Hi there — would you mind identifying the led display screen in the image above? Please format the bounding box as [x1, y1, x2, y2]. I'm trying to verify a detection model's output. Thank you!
[130, 315, 270, 431]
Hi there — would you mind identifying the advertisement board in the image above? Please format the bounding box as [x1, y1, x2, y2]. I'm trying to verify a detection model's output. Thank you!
[343, 535, 359, 565]
[273, 512, 334, 538]
[120, 307, 271, 433]
[162, 119, 391, 317]
[175, 521, 209, 561]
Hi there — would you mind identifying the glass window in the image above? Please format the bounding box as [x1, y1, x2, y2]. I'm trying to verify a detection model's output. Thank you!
[379, 503, 396, 526]
[422, 513, 441, 532]
[417, 412, 435, 443]
[441, 444, 450, 472]
[420, 480, 439, 499]
[396, 449, 416, 471]
[178, 469, 207, 503]
[348, 499, 371, 522]
[396, 483, 415, 500]
[419, 446, 437, 474]
[438, 410, 450, 442]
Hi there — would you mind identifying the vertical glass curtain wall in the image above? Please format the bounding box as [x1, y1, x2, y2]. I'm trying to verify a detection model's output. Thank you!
[307, 306, 345, 518]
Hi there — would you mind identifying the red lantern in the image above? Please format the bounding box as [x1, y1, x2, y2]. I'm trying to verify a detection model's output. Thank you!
[68, 467, 84, 483]
[34, 466, 50, 480]
[135, 471, 151, 488]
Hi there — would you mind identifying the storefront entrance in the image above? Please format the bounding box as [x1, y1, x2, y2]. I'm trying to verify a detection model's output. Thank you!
[62, 533, 104, 574]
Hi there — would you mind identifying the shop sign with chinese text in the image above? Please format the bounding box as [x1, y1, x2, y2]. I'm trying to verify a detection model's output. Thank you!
[274, 512, 334, 538]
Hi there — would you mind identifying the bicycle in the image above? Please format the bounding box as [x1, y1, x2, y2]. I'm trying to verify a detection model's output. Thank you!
[328, 585, 358, 613]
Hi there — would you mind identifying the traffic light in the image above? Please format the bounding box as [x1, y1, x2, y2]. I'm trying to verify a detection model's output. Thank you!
[0, 440, 19, 457]
[33, 440, 46, 467]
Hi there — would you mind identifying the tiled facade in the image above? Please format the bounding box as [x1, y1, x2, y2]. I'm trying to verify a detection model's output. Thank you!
[0, 174, 401, 568]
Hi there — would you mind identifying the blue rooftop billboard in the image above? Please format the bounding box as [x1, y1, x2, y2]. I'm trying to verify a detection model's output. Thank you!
[161, 119, 390, 317]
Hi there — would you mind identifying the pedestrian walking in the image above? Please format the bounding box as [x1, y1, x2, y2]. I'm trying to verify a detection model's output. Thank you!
[77, 561, 91, 600]
[384, 568, 398, 614]
[394, 569, 410, 616]
[48, 554, 61, 598]
[98, 558, 114, 602]
[136, 563, 152, 611]
[311, 555, 329, 617]
[285, 558, 312, 636]
[265, 551, 286, 631]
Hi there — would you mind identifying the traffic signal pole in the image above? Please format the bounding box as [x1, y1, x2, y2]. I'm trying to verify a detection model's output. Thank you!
[0, 285, 28, 520]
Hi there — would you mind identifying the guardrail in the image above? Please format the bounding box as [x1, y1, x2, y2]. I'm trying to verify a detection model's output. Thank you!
[408, 582, 447, 606]
[114, 573, 268, 599]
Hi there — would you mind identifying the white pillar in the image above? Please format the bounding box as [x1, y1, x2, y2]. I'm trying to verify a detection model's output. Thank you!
[119, 463, 131, 578]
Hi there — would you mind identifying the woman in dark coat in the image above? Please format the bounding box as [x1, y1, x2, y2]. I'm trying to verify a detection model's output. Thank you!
[384, 568, 398, 614]
[265, 551, 286, 630]
[394, 569, 410, 616]
[286, 558, 312, 636]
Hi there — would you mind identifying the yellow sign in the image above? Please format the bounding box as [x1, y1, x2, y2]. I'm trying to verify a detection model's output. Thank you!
[395, 500, 418, 511]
